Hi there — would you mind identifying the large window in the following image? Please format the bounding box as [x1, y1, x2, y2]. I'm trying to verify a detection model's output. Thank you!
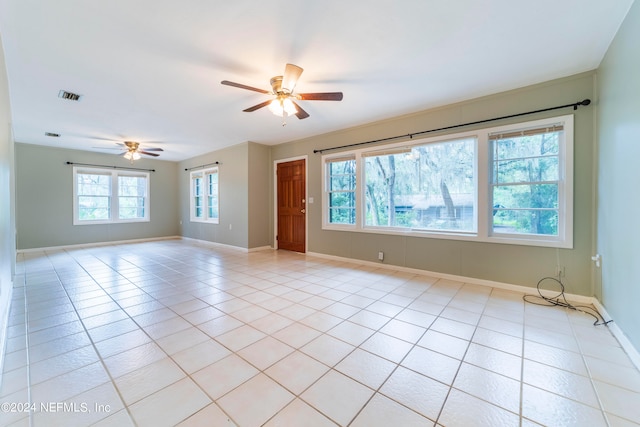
[190, 168, 219, 223]
[73, 167, 149, 224]
[322, 115, 573, 248]
[364, 138, 476, 232]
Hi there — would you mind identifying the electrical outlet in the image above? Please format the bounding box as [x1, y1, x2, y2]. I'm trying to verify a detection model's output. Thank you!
[557, 266, 565, 278]
[378, 251, 384, 261]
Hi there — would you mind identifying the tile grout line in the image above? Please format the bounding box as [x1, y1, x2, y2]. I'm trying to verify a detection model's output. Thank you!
[64, 246, 243, 427]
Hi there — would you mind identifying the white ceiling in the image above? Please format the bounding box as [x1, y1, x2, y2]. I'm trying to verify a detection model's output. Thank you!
[0, 0, 634, 161]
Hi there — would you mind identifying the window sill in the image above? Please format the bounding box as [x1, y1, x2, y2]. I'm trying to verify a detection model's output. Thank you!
[322, 225, 572, 249]
[73, 218, 150, 226]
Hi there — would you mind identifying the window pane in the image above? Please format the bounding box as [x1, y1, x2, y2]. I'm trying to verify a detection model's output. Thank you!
[193, 176, 203, 218]
[493, 209, 558, 235]
[207, 172, 219, 220]
[118, 176, 147, 219]
[77, 173, 111, 221]
[78, 196, 110, 220]
[494, 133, 559, 160]
[327, 159, 356, 225]
[494, 156, 558, 184]
[329, 192, 355, 208]
[364, 139, 475, 231]
[493, 184, 558, 209]
[492, 129, 562, 236]
[78, 173, 110, 195]
[329, 208, 355, 224]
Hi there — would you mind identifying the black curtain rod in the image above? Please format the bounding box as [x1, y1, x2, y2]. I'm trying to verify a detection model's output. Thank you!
[66, 161, 155, 172]
[313, 98, 591, 154]
[184, 161, 220, 171]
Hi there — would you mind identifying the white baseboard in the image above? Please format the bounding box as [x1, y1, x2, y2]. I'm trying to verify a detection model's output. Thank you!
[248, 245, 274, 253]
[592, 299, 640, 371]
[306, 251, 593, 304]
[179, 237, 272, 253]
[16, 235, 182, 253]
[0, 282, 13, 387]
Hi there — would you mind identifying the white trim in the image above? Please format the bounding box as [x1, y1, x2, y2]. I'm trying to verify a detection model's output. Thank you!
[180, 236, 260, 253]
[273, 155, 308, 252]
[0, 283, 14, 383]
[306, 250, 594, 304]
[248, 245, 274, 253]
[16, 236, 181, 253]
[592, 299, 640, 371]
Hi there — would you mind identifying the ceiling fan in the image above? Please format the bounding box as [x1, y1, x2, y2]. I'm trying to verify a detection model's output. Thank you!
[96, 141, 164, 163]
[221, 63, 343, 124]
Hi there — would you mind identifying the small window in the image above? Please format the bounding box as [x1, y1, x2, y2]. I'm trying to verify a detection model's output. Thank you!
[73, 167, 149, 225]
[190, 167, 219, 223]
[325, 157, 356, 225]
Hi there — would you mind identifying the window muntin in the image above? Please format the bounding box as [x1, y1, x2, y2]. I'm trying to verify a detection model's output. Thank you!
[326, 157, 356, 225]
[363, 138, 476, 232]
[190, 168, 219, 223]
[321, 115, 573, 248]
[73, 168, 149, 225]
[490, 125, 563, 236]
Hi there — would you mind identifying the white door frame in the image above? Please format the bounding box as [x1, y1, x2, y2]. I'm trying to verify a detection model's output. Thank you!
[273, 155, 308, 252]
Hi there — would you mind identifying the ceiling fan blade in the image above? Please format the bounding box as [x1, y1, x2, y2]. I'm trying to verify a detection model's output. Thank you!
[282, 64, 303, 93]
[297, 92, 343, 101]
[139, 151, 160, 157]
[93, 146, 125, 150]
[221, 80, 270, 94]
[291, 101, 309, 119]
[141, 147, 163, 151]
[243, 100, 272, 112]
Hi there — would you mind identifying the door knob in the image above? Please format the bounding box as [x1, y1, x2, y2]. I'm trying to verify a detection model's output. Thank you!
[301, 209, 306, 214]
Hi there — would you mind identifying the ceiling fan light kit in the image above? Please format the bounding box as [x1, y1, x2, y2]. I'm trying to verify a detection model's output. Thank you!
[221, 63, 343, 125]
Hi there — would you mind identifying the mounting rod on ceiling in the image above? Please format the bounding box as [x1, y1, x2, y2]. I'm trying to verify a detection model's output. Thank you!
[313, 98, 591, 154]
[184, 162, 220, 171]
[65, 161, 155, 172]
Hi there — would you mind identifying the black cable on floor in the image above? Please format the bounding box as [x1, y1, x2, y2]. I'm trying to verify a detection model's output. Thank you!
[523, 276, 613, 326]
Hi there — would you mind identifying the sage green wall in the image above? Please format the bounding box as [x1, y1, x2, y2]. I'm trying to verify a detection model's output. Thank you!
[15, 143, 179, 249]
[596, 1, 640, 350]
[248, 142, 271, 249]
[271, 72, 596, 295]
[0, 31, 16, 379]
[178, 142, 250, 248]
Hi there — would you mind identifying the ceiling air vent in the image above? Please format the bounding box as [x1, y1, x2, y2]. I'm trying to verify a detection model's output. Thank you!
[45, 132, 60, 137]
[58, 90, 81, 101]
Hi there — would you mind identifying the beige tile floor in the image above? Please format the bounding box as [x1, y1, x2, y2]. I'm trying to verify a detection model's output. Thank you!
[1, 239, 640, 426]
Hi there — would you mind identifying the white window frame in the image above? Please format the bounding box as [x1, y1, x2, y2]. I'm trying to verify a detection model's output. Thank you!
[190, 167, 219, 223]
[323, 155, 357, 229]
[73, 167, 150, 225]
[321, 114, 574, 248]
